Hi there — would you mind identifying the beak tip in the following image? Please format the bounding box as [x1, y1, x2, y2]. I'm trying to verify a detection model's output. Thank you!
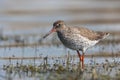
[41, 28, 55, 40]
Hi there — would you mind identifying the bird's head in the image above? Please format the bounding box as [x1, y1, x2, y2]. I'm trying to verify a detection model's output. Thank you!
[53, 20, 64, 31]
[42, 20, 65, 39]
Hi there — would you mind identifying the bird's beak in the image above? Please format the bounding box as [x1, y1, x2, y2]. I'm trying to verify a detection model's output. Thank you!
[42, 28, 56, 39]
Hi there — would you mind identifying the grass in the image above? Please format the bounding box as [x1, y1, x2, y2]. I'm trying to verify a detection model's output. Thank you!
[1, 53, 120, 80]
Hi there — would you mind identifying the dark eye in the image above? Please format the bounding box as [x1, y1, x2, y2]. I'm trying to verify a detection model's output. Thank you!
[56, 24, 61, 27]
[57, 23, 60, 26]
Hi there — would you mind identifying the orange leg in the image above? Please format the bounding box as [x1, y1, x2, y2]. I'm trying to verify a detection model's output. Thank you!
[77, 50, 84, 69]
[81, 54, 84, 69]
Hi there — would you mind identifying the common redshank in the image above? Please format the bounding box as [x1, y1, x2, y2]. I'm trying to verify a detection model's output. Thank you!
[41, 20, 109, 69]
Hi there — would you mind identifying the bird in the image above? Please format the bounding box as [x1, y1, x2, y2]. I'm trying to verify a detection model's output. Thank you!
[41, 20, 109, 69]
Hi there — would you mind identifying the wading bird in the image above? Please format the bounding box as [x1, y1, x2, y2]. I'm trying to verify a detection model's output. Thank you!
[41, 20, 109, 69]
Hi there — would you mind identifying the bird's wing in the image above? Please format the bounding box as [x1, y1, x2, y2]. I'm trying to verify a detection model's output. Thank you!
[69, 26, 106, 40]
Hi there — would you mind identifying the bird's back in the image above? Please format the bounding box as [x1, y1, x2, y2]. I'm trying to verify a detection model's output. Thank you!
[69, 26, 109, 40]
[57, 26, 109, 51]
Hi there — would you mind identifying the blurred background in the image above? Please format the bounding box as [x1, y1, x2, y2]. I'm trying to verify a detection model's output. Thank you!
[0, 0, 120, 55]
[0, 0, 120, 34]
[0, 0, 120, 61]
[0, 0, 120, 80]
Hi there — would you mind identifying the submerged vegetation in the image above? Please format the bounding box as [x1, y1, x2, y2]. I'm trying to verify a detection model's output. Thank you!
[1, 53, 120, 80]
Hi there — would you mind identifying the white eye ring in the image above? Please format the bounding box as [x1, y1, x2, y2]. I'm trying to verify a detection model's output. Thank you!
[57, 24, 59, 26]
[57, 24, 60, 26]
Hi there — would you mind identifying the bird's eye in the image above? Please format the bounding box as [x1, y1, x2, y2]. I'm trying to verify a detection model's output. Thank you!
[57, 23, 60, 26]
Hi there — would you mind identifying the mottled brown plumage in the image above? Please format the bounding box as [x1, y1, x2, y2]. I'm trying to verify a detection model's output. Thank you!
[68, 26, 109, 40]
[42, 20, 109, 69]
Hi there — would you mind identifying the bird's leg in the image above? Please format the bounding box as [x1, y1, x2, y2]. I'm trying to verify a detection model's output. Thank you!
[77, 50, 81, 59]
[77, 50, 83, 69]
[81, 51, 85, 69]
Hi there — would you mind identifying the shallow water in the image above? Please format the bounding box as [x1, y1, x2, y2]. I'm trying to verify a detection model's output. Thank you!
[0, 0, 120, 80]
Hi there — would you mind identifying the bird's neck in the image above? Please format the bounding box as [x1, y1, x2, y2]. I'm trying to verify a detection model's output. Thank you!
[57, 25, 69, 38]
[59, 25, 68, 32]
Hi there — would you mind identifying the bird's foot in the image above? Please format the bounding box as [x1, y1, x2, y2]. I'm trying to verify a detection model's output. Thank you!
[79, 55, 84, 69]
